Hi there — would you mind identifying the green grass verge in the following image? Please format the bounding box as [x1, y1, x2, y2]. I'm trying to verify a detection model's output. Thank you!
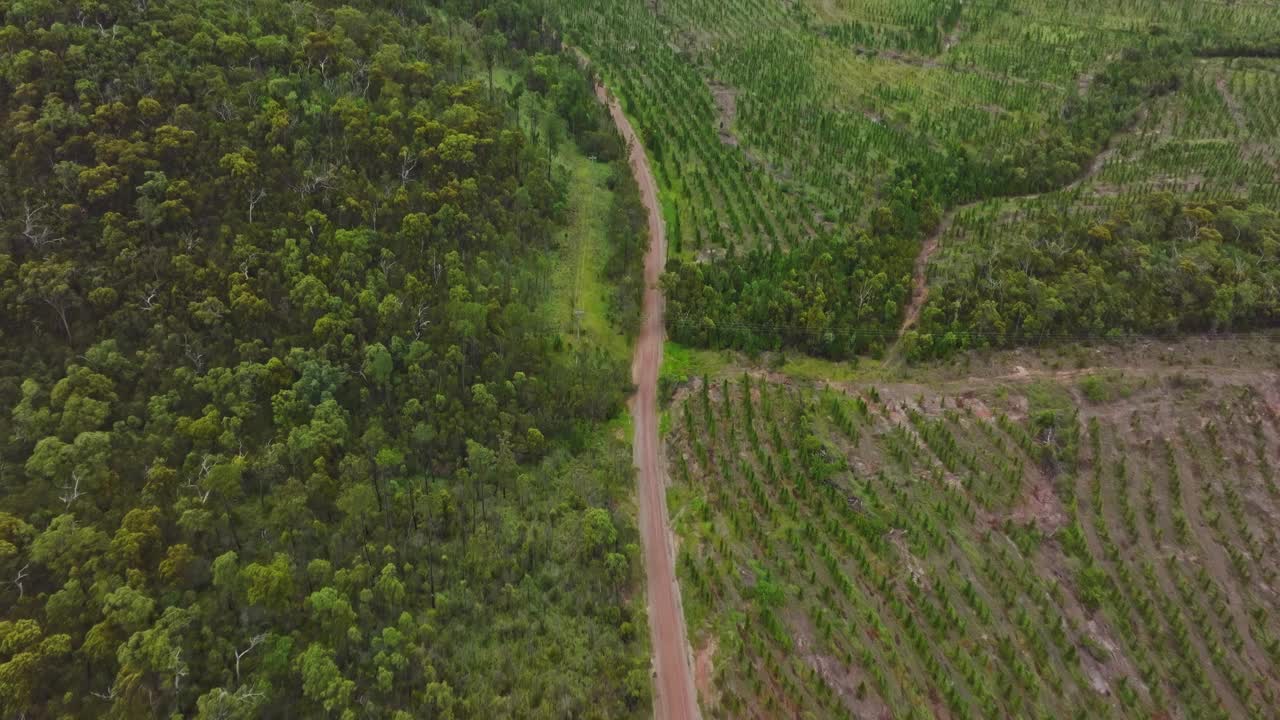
[543, 141, 631, 363]
[661, 341, 729, 387]
[775, 353, 877, 384]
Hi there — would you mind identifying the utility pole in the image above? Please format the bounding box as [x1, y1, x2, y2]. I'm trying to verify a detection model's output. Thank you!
[571, 230, 585, 344]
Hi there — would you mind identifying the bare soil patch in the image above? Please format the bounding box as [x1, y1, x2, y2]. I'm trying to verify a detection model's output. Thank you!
[1009, 471, 1067, 532]
[693, 637, 718, 708]
[708, 81, 739, 147]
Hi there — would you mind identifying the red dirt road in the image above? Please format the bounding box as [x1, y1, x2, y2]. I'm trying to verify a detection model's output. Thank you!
[594, 81, 702, 719]
[899, 210, 953, 335]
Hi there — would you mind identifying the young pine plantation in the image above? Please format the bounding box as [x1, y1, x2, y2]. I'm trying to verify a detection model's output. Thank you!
[551, 0, 1280, 358]
[667, 341, 1280, 719]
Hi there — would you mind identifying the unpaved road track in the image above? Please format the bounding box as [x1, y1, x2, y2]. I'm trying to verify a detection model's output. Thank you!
[593, 81, 702, 719]
[897, 114, 1135, 339]
[898, 211, 952, 334]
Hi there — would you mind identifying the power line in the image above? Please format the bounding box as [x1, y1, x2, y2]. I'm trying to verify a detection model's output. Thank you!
[666, 312, 1280, 345]
[823, 0, 1278, 60]
[752, 0, 1280, 40]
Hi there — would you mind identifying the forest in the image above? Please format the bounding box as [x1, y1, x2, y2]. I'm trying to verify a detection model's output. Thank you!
[549, 0, 1280, 359]
[659, 39, 1263, 358]
[0, 0, 651, 717]
[908, 196, 1280, 357]
[4, 0, 1280, 717]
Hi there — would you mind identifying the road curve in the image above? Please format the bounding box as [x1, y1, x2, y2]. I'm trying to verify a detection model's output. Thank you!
[592, 80, 702, 719]
[899, 210, 953, 336]
[897, 104, 1149, 343]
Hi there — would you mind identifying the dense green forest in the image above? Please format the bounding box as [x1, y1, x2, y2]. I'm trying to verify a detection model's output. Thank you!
[907, 197, 1280, 357]
[0, 0, 651, 717]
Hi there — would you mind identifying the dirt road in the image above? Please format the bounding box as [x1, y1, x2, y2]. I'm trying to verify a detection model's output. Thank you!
[898, 211, 952, 335]
[592, 82, 702, 719]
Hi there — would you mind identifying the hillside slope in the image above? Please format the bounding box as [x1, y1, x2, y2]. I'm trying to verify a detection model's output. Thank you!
[666, 338, 1280, 718]
[0, 1, 651, 716]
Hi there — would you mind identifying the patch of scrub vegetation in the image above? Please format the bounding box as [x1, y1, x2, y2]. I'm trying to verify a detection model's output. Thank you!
[1079, 372, 1139, 404]
[660, 341, 728, 401]
[773, 353, 871, 385]
[542, 143, 627, 359]
[667, 368, 1280, 719]
[502, 54, 651, 363]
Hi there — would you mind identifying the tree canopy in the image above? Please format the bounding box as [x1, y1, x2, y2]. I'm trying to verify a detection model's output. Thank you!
[0, 1, 649, 716]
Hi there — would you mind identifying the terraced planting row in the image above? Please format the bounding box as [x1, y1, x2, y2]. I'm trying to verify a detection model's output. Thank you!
[1088, 57, 1280, 203]
[667, 370, 1280, 718]
[933, 57, 1280, 232]
[555, 0, 814, 256]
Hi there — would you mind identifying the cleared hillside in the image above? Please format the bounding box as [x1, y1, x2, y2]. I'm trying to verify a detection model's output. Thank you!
[666, 338, 1280, 719]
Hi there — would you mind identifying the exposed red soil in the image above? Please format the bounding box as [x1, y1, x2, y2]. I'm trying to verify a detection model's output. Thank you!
[592, 72, 702, 719]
